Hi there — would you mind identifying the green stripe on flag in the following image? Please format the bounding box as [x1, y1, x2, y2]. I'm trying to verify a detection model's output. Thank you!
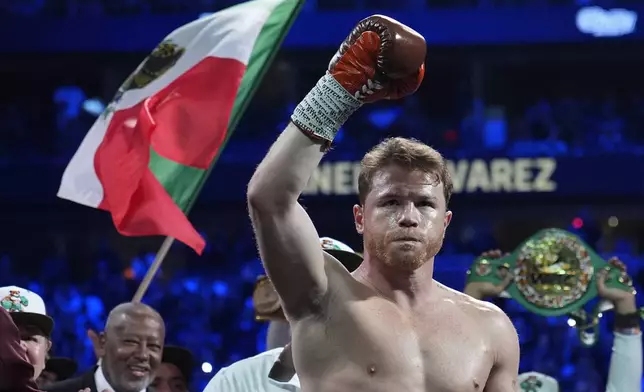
[227, 0, 306, 134]
[149, 148, 206, 211]
[182, 0, 305, 212]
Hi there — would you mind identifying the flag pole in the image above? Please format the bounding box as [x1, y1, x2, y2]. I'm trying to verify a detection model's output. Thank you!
[132, 236, 175, 302]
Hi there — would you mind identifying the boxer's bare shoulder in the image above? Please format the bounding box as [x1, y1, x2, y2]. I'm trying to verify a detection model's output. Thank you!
[438, 281, 507, 318]
[434, 283, 520, 391]
[440, 284, 519, 355]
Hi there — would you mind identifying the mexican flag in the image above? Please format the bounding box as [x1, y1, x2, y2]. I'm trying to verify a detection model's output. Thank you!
[57, 0, 304, 254]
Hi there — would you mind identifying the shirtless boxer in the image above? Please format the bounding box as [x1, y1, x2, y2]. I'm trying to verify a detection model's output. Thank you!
[247, 14, 520, 392]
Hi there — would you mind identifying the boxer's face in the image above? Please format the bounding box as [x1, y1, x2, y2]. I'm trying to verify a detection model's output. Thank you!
[18, 324, 51, 380]
[150, 363, 188, 392]
[102, 314, 164, 392]
[355, 164, 452, 271]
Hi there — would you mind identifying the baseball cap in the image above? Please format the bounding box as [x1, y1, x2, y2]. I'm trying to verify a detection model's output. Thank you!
[162, 346, 195, 383]
[319, 237, 363, 272]
[45, 357, 77, 381]
[253, 237, 363, 320]
[0, 286, 54, 337]
[518, 372, 559, 392]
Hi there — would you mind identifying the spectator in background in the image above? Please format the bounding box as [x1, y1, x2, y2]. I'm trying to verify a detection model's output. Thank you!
[150, 346, 195, 392]
[37, 357, 78, 388]
[53, 85, 90, 157]
[460, 98, 485, 151]
[524, 98, 559, 141]
[1, 286, 54, 385]
[626, 94, 644, 144]
[0, 307, 38, 391]
[0, 285, 54, 392]
[87, 330, 194, 392]
[44, 302, 165, 392]
[0, 104, 28, 158]
[552, 95, 584, 146]
[595, 94, 625, 150]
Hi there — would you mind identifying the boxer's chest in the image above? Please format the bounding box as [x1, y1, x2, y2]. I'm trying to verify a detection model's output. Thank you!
[413, 305, 494, 391]
[296, 296, 494, 392]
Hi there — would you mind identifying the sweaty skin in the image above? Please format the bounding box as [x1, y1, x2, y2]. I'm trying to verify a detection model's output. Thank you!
[247, 124, 519, 392]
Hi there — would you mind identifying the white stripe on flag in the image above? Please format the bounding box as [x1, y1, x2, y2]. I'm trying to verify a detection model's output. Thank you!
[57, 0, 284, 208]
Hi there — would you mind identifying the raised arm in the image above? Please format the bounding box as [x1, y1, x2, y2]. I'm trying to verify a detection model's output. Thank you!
[247, 15, 426, 320]
[247, 125, 330, 320]
[595, 261, 642, 392]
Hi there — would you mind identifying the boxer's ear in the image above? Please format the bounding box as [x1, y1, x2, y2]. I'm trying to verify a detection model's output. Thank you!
[444, 210, 453, 229]
[353, 204, 364, 234]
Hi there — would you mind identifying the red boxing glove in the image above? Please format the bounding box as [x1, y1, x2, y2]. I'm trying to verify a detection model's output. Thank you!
[329, 15, 426, 102]
[291, 15, 425, 143]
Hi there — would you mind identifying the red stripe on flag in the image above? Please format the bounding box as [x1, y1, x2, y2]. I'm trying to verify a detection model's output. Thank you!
[94, 101, 205, 254]
[146, 56, 246, 169]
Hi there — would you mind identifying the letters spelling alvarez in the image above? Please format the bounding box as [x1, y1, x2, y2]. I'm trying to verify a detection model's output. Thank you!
[303, 158, 557, 196]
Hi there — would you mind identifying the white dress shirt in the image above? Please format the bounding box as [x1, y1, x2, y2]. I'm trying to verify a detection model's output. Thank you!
[203, 348, 300, 392]
[94, 365, 147, 392]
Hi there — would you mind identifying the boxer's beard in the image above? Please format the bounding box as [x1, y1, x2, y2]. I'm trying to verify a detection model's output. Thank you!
[365, 229, 444, 272]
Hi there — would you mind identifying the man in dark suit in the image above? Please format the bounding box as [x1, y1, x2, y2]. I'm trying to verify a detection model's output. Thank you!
[149, 346, 194, 392]
[44, 302, 165, 392]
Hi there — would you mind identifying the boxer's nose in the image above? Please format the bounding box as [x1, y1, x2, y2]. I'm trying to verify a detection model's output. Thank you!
[398, 202, 420, 228]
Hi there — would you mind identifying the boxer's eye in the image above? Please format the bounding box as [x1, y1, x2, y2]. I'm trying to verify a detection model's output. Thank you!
[416, 199, 434, 208]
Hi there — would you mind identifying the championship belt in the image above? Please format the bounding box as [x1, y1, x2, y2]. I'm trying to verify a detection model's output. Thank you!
[466, 228, 638, 346]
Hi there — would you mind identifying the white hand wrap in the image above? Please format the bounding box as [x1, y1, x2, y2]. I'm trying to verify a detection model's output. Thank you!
[291, 72, 362, 143]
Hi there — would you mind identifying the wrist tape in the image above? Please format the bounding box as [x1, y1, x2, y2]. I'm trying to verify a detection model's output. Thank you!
[291, 72, 362, 143]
